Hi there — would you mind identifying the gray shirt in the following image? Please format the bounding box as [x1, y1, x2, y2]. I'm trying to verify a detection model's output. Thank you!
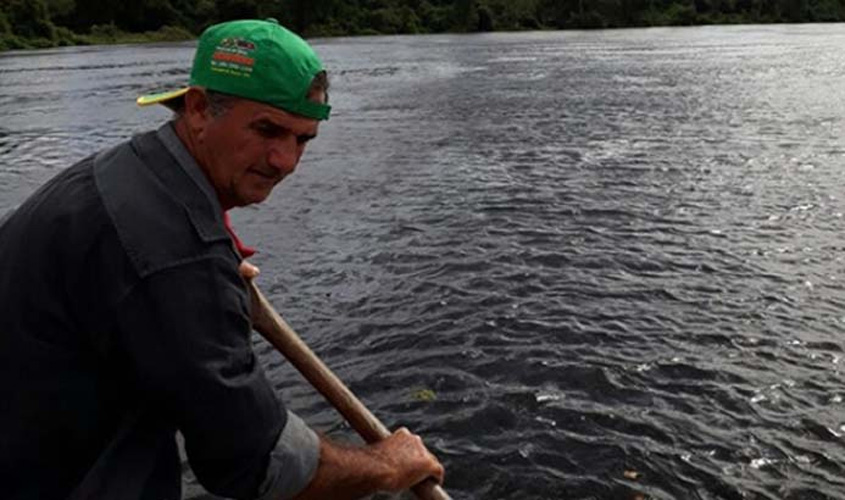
[0, 124, 319, 500]
[158, 123, 320, 499]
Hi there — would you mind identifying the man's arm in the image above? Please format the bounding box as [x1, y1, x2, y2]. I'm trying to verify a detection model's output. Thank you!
[294, 428, 445, 500]
[115, 255, 286, 499]
[239, 261, 444, 500]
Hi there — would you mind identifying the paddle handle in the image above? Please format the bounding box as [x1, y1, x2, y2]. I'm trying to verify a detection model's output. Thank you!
[248, 281, 450, 500]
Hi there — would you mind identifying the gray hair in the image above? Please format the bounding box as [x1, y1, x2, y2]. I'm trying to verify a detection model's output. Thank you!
[170, 90, 236, 120]
[308, 70, 329, 101]
[206, 91, 238, 117]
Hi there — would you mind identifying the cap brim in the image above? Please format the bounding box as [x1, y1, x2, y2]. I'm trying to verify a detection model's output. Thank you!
[136, 88, 189, 109]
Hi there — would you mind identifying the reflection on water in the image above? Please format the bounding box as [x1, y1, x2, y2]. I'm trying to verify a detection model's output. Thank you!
[2, 25, 845, 499]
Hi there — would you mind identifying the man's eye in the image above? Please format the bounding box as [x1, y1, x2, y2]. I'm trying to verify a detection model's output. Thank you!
[255, 124, 277, 137]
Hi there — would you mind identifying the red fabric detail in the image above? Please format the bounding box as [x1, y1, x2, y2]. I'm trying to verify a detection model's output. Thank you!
[223, 212, 257, 259]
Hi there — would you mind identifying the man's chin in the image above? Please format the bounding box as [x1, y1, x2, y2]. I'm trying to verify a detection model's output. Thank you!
[234, 189, 273, 208]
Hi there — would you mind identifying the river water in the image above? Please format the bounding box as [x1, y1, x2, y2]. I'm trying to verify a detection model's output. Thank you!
[2, 24, 845, 500]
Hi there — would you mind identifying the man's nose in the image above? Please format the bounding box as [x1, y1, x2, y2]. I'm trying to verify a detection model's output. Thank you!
[267, 137, 300, 174]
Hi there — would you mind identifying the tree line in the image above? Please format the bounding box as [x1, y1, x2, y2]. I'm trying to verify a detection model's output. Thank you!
[2, 0, 845, 50]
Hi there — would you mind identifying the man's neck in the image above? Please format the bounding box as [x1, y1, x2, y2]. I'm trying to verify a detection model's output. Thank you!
[172, 118, 233, 211]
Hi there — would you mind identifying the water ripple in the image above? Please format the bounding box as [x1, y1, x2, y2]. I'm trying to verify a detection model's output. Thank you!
[5, 25, 845, 500]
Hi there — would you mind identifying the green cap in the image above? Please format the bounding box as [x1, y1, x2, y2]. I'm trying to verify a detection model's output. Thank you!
[138, 19, 330, 120]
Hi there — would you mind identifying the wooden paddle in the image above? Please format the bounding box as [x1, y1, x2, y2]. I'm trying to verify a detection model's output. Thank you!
[247, 280, 451, 500]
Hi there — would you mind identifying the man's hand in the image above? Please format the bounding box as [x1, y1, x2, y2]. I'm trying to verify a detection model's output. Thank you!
[239, 260, 260, 280]
[241, 261, 446, 498]
[369, 427, 445, 491]
[293, 429, 445, 500]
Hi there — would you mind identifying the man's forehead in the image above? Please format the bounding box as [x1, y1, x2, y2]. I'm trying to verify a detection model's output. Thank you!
[241, 99, 320, 132]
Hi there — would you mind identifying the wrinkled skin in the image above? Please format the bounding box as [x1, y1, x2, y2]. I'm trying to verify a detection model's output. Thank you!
[174, 87, 321, 210]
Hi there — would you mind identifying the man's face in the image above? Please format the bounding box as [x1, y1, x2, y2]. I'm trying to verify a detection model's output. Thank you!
[195, 94, 321, 209]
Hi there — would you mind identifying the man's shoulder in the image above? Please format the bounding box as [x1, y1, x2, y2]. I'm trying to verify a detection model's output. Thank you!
[2, 151, 108, 241]
[94, 130, 235, 278]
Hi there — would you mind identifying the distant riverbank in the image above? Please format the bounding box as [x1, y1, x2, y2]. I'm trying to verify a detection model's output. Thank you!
[4, 0, 845, 53]
[4, 19, 844, 53]
[0, 25, 194, 52]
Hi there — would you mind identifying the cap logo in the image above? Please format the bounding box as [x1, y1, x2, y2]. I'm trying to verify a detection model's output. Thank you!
[211, 37, 256, 78]
[220, 37, 256, 50]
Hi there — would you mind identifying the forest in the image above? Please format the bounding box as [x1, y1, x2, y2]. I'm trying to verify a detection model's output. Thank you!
[2, 0, 845, 50]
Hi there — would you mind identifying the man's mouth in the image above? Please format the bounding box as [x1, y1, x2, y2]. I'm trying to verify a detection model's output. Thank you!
[249, 168, 280, 181]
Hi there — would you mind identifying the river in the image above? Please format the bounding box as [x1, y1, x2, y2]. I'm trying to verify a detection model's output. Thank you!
[2, 24, 844, 500]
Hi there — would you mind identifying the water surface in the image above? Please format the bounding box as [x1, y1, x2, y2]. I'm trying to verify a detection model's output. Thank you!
[2, 25, 845, 500]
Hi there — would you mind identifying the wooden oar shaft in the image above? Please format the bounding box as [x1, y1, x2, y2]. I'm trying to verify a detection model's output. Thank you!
[248, 281, 450, 500]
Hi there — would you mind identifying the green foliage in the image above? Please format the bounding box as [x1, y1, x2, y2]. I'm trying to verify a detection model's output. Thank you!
[5, 0, 56, 39]
[451, 0, 477, 31]
[477, 5, 494, 30]
[54, 25, 83, 46]
[482, 0, 541, 30]
[45, 0, 75, 22]
[4, 0, 845, 51]
[810, 0, 845, 20]
[151, 25, 195, 41]
[664, 2, 700, 25]
[0, 34, 29, 51]
[417, 2, 454, 32]
[570, 10, 610, 28]
[0, 10, 11, 35]
[780, 0, 809, 21]
[399, 6, 424, 33]
[81, 23, 194, 44]
[366, 8, 405, 33]
[27, 36, 56, 48]
[66, 0, 115, 31]
[89, 22, 122, 41]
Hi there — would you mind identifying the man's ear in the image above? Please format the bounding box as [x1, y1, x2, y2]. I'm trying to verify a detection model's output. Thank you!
[182, 87, 212, 137]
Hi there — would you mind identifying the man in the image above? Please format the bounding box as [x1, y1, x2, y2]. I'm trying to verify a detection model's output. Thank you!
[0, 18, 444, 500]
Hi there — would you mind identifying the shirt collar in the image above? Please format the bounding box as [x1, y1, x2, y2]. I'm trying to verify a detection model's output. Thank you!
[157, 122, 257, 258]
[157, 122, 224, 218]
